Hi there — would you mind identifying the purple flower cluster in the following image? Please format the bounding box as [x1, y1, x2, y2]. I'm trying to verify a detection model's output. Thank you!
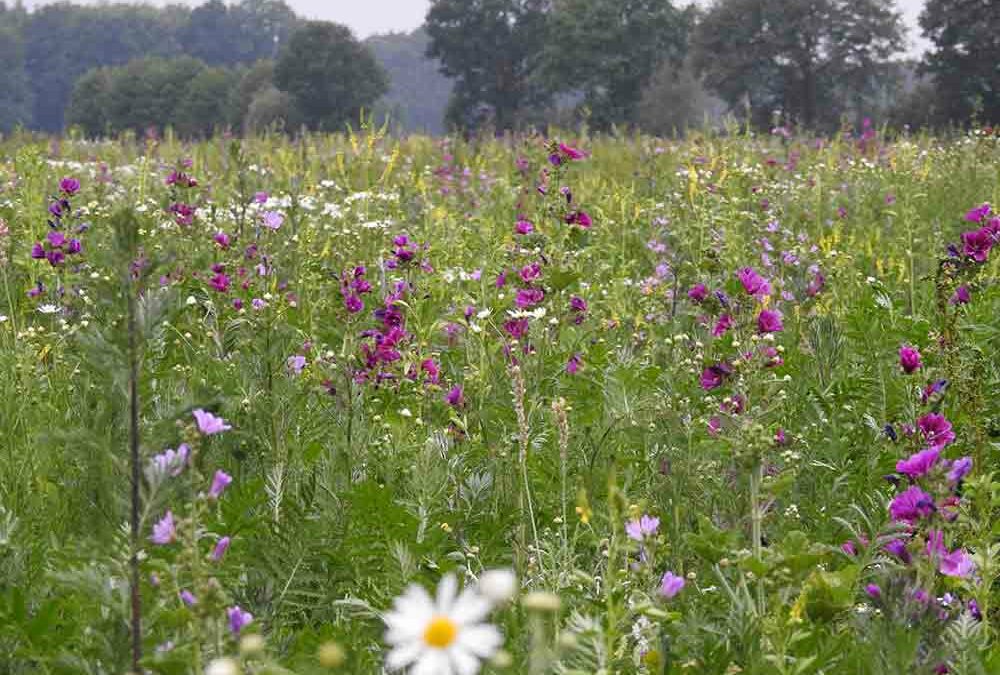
[30, 177, 84, 268]
[958, 202, 999, 263]
[341, 265, 372, 314]
[166, 162, 199, 227]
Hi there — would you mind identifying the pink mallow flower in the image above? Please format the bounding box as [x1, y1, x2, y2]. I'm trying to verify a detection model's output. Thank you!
[688, 284, 708, 303]
[757, 308, 783, 334]
[659, 572, 685, 599]
[193, 409, 231, 435]
[918, 413, 955, 449]
[151, 511, 176, 545]
[227, 606, 253, 635]
[896, 447, 940, 479]
[211, 536, 231, 562]
[445, 385, 464, 408]
[736, 267, 771, 298]
[287, 355, 307, 375]
[889, 486, 935, 523]
[208, 470, 232, 499]
[625, 515, 660, 542]
[700, 363, 731, 390]
[898, 345, 922, 374]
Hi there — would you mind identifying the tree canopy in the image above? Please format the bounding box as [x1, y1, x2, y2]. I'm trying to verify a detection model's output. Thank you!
[273, 21, 388, 132]
[920, 0, 1000, 125]
[543, 0, 691, 129]
[693, 0, 905, 130]
[425, 0, 552, 132]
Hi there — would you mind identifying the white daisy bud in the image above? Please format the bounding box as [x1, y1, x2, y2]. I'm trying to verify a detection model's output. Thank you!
[478, 569, 517, 605]
[205, 658, 239, 675]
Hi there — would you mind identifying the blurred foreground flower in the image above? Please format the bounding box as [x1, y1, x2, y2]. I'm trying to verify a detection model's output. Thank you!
[384, 573, 504, 674]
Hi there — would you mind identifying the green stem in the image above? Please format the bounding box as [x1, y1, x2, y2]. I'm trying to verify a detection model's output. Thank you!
[749, 460, 764, 615]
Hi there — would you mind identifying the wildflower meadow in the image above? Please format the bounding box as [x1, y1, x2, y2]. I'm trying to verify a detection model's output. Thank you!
[1, 122, 999, 674]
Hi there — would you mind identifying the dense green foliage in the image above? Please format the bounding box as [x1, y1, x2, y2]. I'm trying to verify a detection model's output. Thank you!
[543, 0, 691, 129]
[693, 0, 905, 130]
[0, 0, 297, 133]
[0, 124, 999, 673]
[2, 1, 1000, 137]
[273, 22, 388, 133]
[425, 0, 553, 132]
[920, 0, 1000, 126]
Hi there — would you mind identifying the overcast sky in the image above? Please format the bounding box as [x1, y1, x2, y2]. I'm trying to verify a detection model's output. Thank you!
[21, 0, 929, 52]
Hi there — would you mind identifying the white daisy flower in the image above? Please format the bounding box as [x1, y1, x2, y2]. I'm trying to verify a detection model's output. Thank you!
[384, 573, 502, 675]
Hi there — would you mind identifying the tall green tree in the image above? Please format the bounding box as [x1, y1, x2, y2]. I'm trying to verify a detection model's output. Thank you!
[273, 21, 387, 132]
[543, 0, 690, 129]
[920, 0, 1000, 125]
[693, 0, 904, 130]
[0, 21, 32, 133]
[425, 0, 551, 132]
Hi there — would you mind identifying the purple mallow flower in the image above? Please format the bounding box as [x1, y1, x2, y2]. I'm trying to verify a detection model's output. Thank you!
[625, 515, 660, 542]
[961, 227, 993, 262]
[150, 444, 190, 478]
[898, 345, 921, 374]
[896, 447, 940, 479]
[227, 606, 253, 635]
[964, 202, 991, 223]
[947, 457, 972, 483]
[659, 572, 685, 599]
[757, 308, 783, 334]
[180, 590, 197, 606]
[208, 470, 232, 499]
[736, 267, 771, 299]
[287, 355, 307, 375]
[59, 177, 80, 195]
[445, 385, 464, 408]
[151, 511, 177, 545]
[700, 363, 731, 390]
[212, 536, 231, 562]
[950, 285, 971, 305]
[890, 486, 935, 523]
[515, 218, 534, 235]
[918, 413, 955, 449]
[193, 409, 231, 435]
[687, 284, 708, 303]
[885, 538, 912, 563]
[262, 211, 284, 230]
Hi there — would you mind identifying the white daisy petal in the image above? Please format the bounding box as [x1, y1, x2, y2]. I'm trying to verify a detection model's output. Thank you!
[435, 573, 459, 612]
[458, 624, 502, 658]
[412, 650, 452, 675]
[450, 587, 492, 625]
[448, 645, 482, 675]
[385, 640, 424, 671]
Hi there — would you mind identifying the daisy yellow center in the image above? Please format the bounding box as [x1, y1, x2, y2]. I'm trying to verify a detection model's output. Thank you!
[423, 616, 458, 648]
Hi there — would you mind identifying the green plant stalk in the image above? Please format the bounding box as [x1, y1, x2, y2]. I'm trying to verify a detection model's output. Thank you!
[749, 458, 765, 615]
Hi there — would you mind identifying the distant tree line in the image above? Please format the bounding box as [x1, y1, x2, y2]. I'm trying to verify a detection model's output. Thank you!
[0, 0, 997, 137]
[424, 0, 1000, 133]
